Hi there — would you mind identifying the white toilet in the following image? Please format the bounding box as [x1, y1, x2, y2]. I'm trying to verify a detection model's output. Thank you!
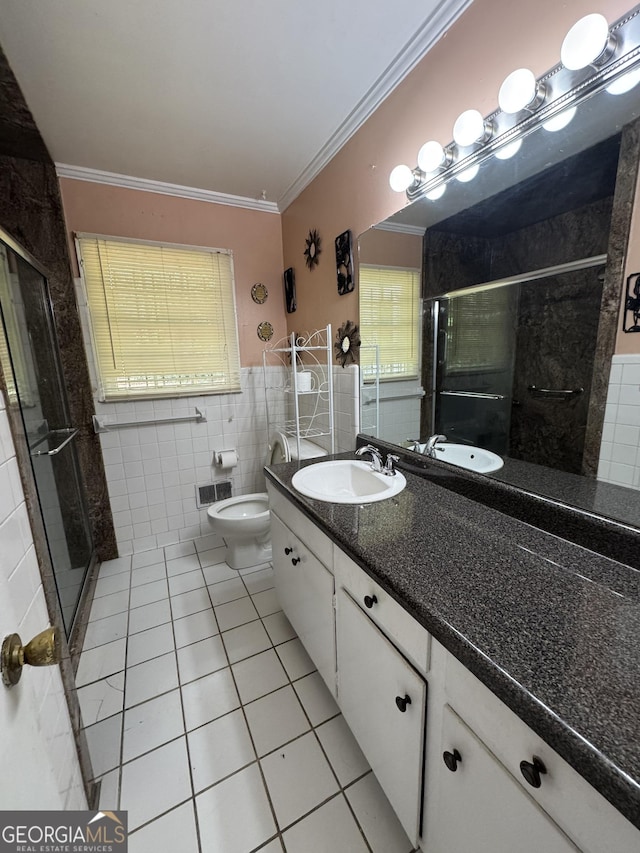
[207, 431, 327, 570]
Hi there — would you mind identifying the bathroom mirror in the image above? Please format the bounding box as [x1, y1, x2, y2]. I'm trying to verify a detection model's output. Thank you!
[358, 75, 640, 531]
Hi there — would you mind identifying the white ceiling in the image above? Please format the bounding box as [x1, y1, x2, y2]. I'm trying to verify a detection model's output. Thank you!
[0, 0, 469, 211]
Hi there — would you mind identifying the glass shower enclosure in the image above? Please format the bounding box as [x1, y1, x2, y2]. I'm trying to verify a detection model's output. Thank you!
[0, 228, 93, 635]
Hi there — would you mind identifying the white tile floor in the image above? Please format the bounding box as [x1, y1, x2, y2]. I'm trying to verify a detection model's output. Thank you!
[78, 535, 417, 853]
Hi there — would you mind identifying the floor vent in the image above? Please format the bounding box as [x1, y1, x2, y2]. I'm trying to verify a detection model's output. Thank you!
[196, 480, 232, 508]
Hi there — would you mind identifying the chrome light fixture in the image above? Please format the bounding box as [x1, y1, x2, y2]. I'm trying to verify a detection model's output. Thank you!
[606, 67, 640, 93]
[453, 109, 492, 147]
[417, 140, 450, 173]
[494, 138, 523, 160]
[390, 5, 640, 203]
[388, 164, 417, 192]
[498, 68, 545, 114]
[542, 107, 577, 132]
[456, 164, 480, 182]
[561, 13, 616, 70]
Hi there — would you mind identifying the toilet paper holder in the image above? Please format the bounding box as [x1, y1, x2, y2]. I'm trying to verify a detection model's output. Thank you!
[214, 449, 239, 468]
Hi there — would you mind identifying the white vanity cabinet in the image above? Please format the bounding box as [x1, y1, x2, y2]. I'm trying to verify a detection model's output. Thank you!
[428, 704, 579, 852]
[267, 484, 336, 695]
[423, 640, 640, 853]
[334, 549, 431, 846]
[336, 588, 427, 845]
[266, 486, 640, 852]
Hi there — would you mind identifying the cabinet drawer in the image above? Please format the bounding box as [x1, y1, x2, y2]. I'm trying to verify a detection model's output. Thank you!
[267, 482, 333, 567]
[429, 704, 578, 853]
[439, 640, 640, 853]
[334, 547, 430, 675]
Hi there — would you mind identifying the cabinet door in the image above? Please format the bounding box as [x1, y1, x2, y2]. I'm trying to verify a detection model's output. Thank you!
[336, 588, 426, 845]
[428, 705, 579, 853]
[271, 512, 336, 693]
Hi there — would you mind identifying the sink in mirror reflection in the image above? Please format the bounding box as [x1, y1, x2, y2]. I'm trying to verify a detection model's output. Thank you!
[424, 442, 504, 473]
[291, 460, 406, 504]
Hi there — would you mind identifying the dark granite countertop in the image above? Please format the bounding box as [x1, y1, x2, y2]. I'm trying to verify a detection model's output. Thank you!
[265, 453, 640, 831]
[491, 455, 640, 531]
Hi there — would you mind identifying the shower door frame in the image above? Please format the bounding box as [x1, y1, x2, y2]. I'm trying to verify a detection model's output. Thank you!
[0, 225, 98, 803]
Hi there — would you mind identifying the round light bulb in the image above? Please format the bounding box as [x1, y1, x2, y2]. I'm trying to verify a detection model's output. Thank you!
[542, 107, 577, 132]
[453, 110, 487, 147]
[417, 140, 447, 173]
[494, 138, 523, 160]
[606, 68, 640, 95]
[426, 183, 446, 201]
[498, 68, 539, 114]
[456, 164, 480, 183]
[389, 164, 414, 192]
[561, 14, 611, 71]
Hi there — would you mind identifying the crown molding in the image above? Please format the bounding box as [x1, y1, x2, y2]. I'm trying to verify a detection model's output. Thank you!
[277, 0, 473, 211]
[374, 221, 425, 236]
[55, 163, 281, 214]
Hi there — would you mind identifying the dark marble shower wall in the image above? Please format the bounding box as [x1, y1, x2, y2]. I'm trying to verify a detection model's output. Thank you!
[0, 44, 116, 562]
[422, 197, 614, 475]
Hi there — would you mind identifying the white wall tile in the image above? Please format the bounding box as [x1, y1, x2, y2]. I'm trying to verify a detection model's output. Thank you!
[598, 355, 640, 490]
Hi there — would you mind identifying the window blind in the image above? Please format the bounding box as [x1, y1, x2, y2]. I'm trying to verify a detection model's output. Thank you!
[359, 265, 421, 380]
[77, 235, 241, 400]
[0, 248, 26, 404]
[445, 287, 513, 373]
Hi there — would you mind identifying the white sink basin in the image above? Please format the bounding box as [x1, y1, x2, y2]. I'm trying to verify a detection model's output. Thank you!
[292, 460, 406, 504]
[429, 442, 503, 473]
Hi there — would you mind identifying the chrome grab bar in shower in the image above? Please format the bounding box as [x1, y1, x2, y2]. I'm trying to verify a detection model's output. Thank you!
[30, 428, 79, 457]
[439, 390, 506, 400]
[527, 385, 584, 400]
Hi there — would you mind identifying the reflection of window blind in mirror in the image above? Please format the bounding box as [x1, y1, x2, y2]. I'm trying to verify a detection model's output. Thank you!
[77, 235, 241, 401]
[0, 247, 27, 404]
[445, 288, 513, 373]
[360, 265, 421, 380]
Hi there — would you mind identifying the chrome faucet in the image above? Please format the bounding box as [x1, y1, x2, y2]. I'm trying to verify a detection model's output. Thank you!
[355, 444, 384, 472]
[424, 434, 447, 458]
[383, 454, 400, 476]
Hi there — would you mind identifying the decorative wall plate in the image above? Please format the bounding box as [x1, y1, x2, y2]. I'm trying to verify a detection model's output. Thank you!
[304, 229, 322, 270]
[257, 321, 274, 342]
[335, 229, 354, 295]
[251, 283, 268, 304]
[335, 320, 361, 367]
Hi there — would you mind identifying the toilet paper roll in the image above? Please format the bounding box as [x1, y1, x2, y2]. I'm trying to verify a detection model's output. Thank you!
[297, 371, 312, 392]
[215, 450, 238, 468]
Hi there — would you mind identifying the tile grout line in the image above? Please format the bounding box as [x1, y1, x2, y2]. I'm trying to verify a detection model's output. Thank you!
[84, 548, 394, 852]
[236, 566, 376, 851]
[116, 557, 133, 811]
[166, 546, 207, 853]
[196, 556, 287, 851]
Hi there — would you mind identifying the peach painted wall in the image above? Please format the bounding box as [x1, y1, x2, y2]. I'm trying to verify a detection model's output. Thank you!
[282, 0, 633, 346]
[59, 179, 285, 366]
[357, 229, 422, 270]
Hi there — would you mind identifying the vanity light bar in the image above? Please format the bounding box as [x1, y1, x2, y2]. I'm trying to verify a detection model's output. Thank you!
[389, 5, 640, 201]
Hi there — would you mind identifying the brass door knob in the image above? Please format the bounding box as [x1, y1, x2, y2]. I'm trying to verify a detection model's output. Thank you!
[1, 627, 59, 687]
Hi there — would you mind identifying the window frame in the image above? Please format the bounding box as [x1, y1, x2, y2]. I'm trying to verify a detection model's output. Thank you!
[359, 263, 422, 382]
[75, 233, 241, 402]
